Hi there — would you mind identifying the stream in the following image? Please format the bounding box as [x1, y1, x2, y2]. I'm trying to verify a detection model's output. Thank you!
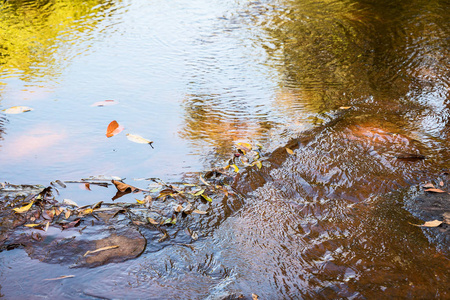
[0, 0, 449, 298]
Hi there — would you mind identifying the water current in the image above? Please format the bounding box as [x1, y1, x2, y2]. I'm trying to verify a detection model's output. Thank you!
[0, 0, 449, 298]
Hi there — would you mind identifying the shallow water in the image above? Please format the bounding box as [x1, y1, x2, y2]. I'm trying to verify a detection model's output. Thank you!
[0, 0, 449, 298]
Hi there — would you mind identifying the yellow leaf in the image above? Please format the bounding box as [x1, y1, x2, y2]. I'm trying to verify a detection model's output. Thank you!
[252, 160, 262, 169]
[201, 194, 213, 202]
[13, 201, 34, 213]
[126, 134, 153, 147]
[24, 223, 41, 227]
[81, 208, 93, 215]
[286, 148, 294, 155]
[136, 198, 146, 204]
[193, 189, 205, 196]
[83, 245, 119, 257]
[3, 106, 33, 114]
[231, 164, 239, 173]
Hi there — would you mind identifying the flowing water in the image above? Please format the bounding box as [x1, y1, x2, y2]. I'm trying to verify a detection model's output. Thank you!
[0, 0, 449, 298]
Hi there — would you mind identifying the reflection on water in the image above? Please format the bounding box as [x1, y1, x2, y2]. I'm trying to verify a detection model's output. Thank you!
[0, 0, 449, 298]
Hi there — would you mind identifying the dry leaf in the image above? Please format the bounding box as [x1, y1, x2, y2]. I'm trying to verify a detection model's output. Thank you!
[126, 134, 153, 147]
[83, 245, 119, 257]
[24, 224, 41, 227]
[112, 180, 139, 193]
[230, 164, 239, 173]
[286, 148, 294, 155]
[147, 217, 159, 225]
[63, 199, 79, 207]
[44, 275, 75, 281]
[424, 188, 446, 193]
[65, 210, 71, 219]
[411, 220, 443, 227]
[91, 100, 118, 107]
[422, 183, 435, 189]
[201, 194, 213, 202]
[192, 209, 208, 215]
[236, 142, 252, 154]
[84, 183, 91, 191]
[339, 106, 351, 110]
[106, 120, 124, 138]
[3, 106, 33, 114]
[252, 294, 259, 300]
[13, 201, 34, 213]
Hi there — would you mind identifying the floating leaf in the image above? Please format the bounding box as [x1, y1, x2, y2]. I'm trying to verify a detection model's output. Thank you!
[83, 245, 119, 257]
[61, 218, 81, 230]
[230, 164, 239, 173]
[286, 148, 294, 155]
[91, 100, 118, 107]
[126, 134, 153, 148]
[424, 188, 446, 193]
[106, 120, 124, 138]
[192, 209, 208, 215]
[84, 183, 91, 191]
[44, 275, 75, 281]
[339, 106, 351, 110]
[13, 201, 34, 213]
[422, 183, 435, 189]
[112, 180, 139, 193]
[3, 106, 33, 114]
[81, 208, 93, 215]
[63, 199, 79, 207]
[411, 220, 443, 227]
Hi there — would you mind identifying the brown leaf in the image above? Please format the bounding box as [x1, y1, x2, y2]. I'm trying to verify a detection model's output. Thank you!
[422, 183, 435, 189]
[192, 209, 208, 215]
[147, 217, 159, 225]
[411, 220, 443, 227]
[424, 188, 446, 193]
[84, 183, 91, 191]
[112, 180, 139, 193]
[61, 218, 81, 230]
[106, 120, 124, 138]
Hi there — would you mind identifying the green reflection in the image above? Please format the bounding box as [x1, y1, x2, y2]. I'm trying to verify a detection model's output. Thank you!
[260, 0, 449, 114]
[0, 0, 116, 81]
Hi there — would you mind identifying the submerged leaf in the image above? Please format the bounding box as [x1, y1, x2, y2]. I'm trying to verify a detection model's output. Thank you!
[3, 106, 33, 114]
[106, 120, 124, 138]
[44, 275, 75, 281]
[411, 220, 443, 227]
[13, 201, 34, 213]
[91, 100, 118, 107]
[83, 245, 119, 257]
[126, 134, 153, 148]
[424, 188, 446, 193]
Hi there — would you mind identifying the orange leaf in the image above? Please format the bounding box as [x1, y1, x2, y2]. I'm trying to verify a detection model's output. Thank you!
[106, 120, 124, 138]
[112, 180, 139, 193]
[424, 188, 446, 193]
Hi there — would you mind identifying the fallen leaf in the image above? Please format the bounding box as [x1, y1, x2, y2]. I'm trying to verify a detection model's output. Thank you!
[106, 120, 124, 138]
[201, 194, 213, 202]
[83, 245, 119, 257]
[126, 134, 153, 148]
[236, 142, 252, 154]
[422, 183, 435, 189]
[174, 205, 183, 212]
[44, 275, 75, 281]
[3, 106, 33, 114]
[339, 106, 351, 110]
[112, 180, 139, 193]
[411, 220, 443, 227]
[147, 217, 159, 225]
[252, 294, 259, 300]
[91, 100, 118, 107]
[44, 221, 50, 232]
[81, 208, 93, 215]
[424, 188, 446, 193]
[192, 209, 208, 215]
[61, 218, 81, 230]
[24, 224, 41, 227]
[286, 148, 294, 155]
[193, 189, 205, 196]
[63, 199, 79, 207]
[253, 160, 262, 169]
[84, 183, 91, 191]
[13, 201, 34, 213]
[439, 181, 444, 187]
[230, 164, 239, 173]
[65, 210, 71, 219]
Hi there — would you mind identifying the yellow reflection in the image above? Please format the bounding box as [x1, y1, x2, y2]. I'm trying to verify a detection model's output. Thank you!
[0, 0, 116, 81]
